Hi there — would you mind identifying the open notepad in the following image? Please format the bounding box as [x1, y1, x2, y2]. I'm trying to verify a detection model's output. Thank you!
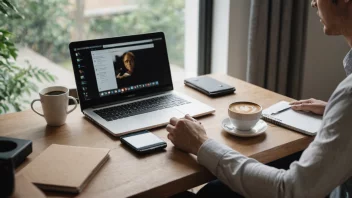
[262, 101, 323, 136]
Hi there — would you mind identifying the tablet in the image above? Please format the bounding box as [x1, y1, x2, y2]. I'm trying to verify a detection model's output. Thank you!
[120, 130, 167, 153]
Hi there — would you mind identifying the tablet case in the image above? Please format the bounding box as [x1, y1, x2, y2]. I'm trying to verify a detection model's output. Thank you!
[184, 76, 235, 97]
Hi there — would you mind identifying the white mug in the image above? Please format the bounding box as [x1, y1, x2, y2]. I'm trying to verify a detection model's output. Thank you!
[31, 86, 78, 126]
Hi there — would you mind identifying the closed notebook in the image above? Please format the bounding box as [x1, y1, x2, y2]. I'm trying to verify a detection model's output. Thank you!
[262, 101, 323, 136]
[22, 144, 110, 193]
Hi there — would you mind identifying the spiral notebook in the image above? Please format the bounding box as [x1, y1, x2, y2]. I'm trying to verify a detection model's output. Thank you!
[262, 101, 323, 136]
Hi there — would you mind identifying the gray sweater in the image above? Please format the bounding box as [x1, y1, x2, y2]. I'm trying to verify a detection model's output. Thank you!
[197, 50, 352, 198]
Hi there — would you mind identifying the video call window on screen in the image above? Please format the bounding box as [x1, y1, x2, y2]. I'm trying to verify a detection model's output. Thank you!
[91, 39, 162, 98]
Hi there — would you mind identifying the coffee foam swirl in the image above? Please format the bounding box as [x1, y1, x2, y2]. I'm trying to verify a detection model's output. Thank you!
[230, 103, 261, 114]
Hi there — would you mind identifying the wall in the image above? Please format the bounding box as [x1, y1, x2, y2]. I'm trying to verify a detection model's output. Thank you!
[301, 7, 350, 101]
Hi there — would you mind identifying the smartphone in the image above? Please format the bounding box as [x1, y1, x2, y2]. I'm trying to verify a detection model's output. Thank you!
[184, 76, 236, 97]
[120, 130, 167, 153]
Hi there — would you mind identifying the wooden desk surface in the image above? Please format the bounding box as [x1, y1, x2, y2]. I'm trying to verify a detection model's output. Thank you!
[0, 74, 313, 197]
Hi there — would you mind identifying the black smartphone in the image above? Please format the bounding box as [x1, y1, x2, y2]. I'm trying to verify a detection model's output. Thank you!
[120, 130, 167, 154]
[184, 76, 236, 97]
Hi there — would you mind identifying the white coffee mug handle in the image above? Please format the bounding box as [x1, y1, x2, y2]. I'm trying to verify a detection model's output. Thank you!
[67, 96, 78, 114]
[31, 99, 44, 117]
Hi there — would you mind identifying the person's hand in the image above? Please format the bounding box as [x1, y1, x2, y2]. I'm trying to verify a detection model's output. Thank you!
[290, 98, 327, 115]
[166, 115, 209, 155]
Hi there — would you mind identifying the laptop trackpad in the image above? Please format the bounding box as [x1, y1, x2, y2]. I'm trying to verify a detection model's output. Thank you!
[107, 108, 185, 135]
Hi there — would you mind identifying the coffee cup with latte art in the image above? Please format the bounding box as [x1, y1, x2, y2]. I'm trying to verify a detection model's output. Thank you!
[228, 101, 262, 130]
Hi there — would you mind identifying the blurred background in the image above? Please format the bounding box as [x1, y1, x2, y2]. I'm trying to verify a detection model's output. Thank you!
[2, 0, 185, 70]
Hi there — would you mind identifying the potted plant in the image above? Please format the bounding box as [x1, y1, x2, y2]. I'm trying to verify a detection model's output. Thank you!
[0, 0, 55, 114]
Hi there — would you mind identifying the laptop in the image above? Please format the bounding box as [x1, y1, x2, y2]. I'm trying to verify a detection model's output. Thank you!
[69, 32, 215, 136]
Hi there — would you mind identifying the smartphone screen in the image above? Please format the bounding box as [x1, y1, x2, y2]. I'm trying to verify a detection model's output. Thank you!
[123, 132, 164, 149]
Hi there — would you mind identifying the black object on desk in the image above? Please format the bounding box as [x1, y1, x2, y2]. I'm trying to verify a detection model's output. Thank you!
[184, 76, 236, 97]
[0, 159, 14, 197]
[0, 136, 32, 168]
[0, 137, 32, 197]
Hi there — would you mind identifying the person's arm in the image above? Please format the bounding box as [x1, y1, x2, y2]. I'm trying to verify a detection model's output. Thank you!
[166, 81, 352, 197]
[197, 89, 352, 197]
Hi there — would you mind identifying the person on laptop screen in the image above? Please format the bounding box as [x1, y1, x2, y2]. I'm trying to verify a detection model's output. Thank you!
[114, 51, 143, 88]
[117, 52, 135, 79]
[168, 0, 352, 197]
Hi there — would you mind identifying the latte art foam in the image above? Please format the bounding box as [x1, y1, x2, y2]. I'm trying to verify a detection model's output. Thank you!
[230, 102, 261, 114]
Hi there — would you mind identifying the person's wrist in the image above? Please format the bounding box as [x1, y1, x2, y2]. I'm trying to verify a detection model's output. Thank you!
[193, 135, 209, 155]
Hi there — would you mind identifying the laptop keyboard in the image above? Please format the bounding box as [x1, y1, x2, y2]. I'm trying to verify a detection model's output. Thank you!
[94, 94, 191, 121]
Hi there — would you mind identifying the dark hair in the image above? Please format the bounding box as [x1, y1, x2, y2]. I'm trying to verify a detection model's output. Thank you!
[332, 0, 337, 4]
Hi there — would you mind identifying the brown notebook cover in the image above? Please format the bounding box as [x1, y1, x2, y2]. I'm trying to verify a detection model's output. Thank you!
[22, 144, 110, 193]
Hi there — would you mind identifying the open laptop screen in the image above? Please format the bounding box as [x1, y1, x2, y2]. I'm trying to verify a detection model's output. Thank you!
[69, 32, 173, 110]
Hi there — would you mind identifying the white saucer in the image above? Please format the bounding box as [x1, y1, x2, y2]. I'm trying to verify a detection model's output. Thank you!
[222, 118, 267, 137]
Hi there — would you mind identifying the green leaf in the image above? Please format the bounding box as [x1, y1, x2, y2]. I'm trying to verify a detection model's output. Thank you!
[9, 49, 17, 59]
[0, 103, 9, 112]
[34, 73, 42, 83]
[0, 5, 8, 16]
[3, 0, 18, 13]
[11, 102, 20, 112]
[48, 74, 55, 82]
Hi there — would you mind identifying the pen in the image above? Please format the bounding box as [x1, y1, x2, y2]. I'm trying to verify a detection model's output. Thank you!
[271, 106, 291, 115]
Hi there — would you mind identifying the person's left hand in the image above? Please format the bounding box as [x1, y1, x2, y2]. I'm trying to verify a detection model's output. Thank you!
[166, 115, 209, 155]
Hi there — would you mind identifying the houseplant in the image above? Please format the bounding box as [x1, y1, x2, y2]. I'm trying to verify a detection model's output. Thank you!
[0, 0, 55, 114]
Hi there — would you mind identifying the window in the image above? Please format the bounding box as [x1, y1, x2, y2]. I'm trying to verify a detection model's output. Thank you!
[4, 0, 192, 87]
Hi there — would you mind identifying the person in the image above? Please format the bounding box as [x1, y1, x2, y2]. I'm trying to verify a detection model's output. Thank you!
[117, 52, 135, 79]
[167, 0, 352, 197]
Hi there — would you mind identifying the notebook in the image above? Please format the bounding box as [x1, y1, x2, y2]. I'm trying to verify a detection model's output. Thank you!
[262, 101, 323, 136]
[21, 144, 110, 193]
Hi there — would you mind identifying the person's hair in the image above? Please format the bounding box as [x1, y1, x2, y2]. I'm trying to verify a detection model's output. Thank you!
[122, 52, 135, 60]
[332, 0, 337, 4]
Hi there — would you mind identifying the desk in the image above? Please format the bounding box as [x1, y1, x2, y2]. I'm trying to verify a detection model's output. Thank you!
[0, 74, 313, 197]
